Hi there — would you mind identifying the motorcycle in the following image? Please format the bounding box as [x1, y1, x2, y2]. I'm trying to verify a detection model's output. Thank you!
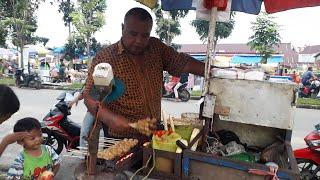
[162, 80, 190, 102]
[41, 91, 81, 154]
[15, 68, 41, 89]
[294, 123, 320, 179]
[298, 79, 320, 98]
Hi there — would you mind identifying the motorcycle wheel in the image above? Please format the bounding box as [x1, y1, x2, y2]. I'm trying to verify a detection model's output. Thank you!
[35, 81, 41, 89]
[179, 89, 190, 102]
[297, 158, 320, 180]
[42, 130, 64, 154]
[15, 79, 21, 88]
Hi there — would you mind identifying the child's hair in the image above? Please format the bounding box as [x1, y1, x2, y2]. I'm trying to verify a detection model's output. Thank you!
[0, 85, 20, 117]
[13, 117, 41, 132]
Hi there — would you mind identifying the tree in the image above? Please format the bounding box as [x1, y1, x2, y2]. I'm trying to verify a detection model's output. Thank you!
[0, 0, 40, 68]
[58, 0, 75, 38]
[71, 0, 106, 58]
[191, 13, 235, 52]
[153, 3, 188, 46]
[248, 13, 281, 64]
[34, 36, 49, 46]
[64, 35, 102, 61]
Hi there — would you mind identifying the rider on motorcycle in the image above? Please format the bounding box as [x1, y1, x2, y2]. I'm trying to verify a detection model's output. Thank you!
[173, 73, 189, 100]
[301, 67, 318, 86]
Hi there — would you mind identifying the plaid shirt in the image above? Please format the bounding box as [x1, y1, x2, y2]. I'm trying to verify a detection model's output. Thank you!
[84, 37, 193, 137]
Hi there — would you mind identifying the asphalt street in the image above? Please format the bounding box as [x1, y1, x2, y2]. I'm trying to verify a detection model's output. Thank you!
[0, 87, 319, 179]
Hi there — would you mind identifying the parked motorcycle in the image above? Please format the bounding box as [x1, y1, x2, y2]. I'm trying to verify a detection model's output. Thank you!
[294, 123, 320, 179]
[41, 91, 109, 154]
[41, 91, 81, 154]
[15, 68, 41, 89]
[298, 79, 320, 98]
[162, 81, 190, 102]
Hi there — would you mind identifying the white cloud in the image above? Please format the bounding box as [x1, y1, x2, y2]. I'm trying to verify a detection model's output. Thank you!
[35, 1, 320, 48]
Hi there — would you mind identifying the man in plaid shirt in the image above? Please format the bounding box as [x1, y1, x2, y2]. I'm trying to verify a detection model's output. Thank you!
[83, 7, 204, 139]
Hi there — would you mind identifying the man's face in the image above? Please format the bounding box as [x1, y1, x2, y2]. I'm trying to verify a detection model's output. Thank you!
[122, 16, 152, 55]
[21, 129, 43, 150]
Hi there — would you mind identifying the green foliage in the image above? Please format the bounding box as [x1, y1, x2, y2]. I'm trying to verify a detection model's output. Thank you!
[64, 35, 102, 61]
[58, 0, 75, 27]
[0, 77, 15, 85]
[0, 0, 42, 67]
[297, 98, 320, 106]
[71, 0, 106, 56]
[248, 13, 281, 64]
[153, 3, 188, 45]
[191, 13, 235, 43]
[0, 29, 8, 47]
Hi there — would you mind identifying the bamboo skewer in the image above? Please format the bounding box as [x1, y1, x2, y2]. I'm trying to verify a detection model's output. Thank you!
[169, 115, 175, 131]
[162, 110, 168, 131]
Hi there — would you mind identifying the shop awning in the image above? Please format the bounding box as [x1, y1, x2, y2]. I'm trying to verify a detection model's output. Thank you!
[231, 55, 283, 64]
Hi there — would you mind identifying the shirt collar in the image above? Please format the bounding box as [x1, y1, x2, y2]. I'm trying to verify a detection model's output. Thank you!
[116, 39, 126, 55]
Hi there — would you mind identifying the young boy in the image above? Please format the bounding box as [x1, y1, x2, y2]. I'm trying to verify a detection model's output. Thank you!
[7, 117, 61, 180]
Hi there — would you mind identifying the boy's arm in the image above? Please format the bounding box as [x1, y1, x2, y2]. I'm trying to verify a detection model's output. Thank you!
[0, 132, 30, 157]
[7, 153, 24, 180]
[46, 145, 61, 176]
[52, 164, 60, 176]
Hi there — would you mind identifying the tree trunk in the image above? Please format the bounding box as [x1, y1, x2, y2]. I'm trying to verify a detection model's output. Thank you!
[68, 23, 71, 39]
[20, 45, 24, 68]
[86, 35, 90, 58]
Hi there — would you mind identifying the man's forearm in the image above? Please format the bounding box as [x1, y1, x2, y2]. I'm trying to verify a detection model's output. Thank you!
[183, 59, 205, 77]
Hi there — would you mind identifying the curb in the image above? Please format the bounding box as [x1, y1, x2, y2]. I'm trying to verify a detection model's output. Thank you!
[296, 104, 320, 110]
[5, 84, 320, 110]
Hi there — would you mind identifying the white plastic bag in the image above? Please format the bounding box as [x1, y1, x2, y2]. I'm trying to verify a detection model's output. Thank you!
[211, 68, 245, 79]
[244, 71, 265, 81]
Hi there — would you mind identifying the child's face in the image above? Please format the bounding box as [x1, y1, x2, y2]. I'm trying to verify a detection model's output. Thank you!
[22, 129, 43, 150]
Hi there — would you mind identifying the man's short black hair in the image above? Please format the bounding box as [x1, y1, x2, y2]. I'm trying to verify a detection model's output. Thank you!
[14, 117, 41, 133]
[308, 67, 313, 71]
[124, 7, 153, 23]
[0, 85, 20, 116]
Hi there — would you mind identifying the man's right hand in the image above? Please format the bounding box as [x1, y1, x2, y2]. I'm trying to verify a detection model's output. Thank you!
[108, 115, 130, 131]
[96, 106, 130, 132]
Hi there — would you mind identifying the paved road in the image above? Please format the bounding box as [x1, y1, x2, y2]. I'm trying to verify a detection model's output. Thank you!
[0, 88, 319, 178]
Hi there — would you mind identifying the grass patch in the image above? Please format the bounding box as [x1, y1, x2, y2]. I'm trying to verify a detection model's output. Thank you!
[65, 83, 84, 90]
[0, 77, 15, 85]
[297, 98, 320, 106]
[191, 90, 202, 97]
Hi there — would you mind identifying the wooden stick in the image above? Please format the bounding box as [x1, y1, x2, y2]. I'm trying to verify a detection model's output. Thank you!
[99, 137, 122, 141]
[162, 110, 168, 131]
[169, 115, 175, 131]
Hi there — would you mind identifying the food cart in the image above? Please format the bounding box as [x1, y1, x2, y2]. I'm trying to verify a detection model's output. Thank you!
[73, 1, 320, 179]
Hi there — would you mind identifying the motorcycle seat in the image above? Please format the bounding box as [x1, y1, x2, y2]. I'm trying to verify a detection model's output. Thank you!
[59, 118, 81, 137]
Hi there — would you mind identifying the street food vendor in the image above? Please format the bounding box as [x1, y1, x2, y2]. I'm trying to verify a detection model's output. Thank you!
[83, 7, 204, 139]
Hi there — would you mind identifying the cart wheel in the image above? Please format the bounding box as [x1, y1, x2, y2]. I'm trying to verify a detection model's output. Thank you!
[114, 172, 128, 180]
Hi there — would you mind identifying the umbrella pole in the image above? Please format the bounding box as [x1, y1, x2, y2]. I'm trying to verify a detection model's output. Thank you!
[203, 7, 218, 95]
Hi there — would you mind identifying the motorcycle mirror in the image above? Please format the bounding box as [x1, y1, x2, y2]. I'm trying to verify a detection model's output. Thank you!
[315, 123, 320, 131]
[57, 92, 66, 101]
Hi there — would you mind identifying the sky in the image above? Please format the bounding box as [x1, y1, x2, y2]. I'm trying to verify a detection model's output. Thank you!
[35, 0, 320, 48]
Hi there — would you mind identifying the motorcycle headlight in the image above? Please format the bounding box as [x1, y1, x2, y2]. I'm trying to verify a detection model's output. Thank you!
[307, 139, 320, 147]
